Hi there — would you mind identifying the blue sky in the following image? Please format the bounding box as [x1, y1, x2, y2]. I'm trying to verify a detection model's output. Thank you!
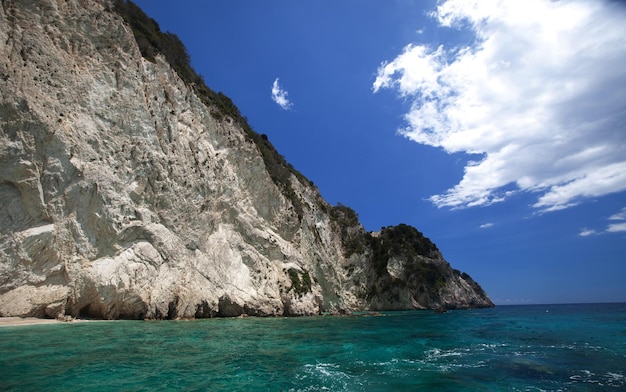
[133, 0, 626, 305]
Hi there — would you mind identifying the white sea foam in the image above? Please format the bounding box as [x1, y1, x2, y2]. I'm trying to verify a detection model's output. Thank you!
[425, 348, 464, 359]
[568, 370, 624, 388]
[547, 342, 607, 351]
[419, 347, 488, 372]
[605, 372, 625, 387]
[294, 362, 363, 391]
[474, 343, 509, 350]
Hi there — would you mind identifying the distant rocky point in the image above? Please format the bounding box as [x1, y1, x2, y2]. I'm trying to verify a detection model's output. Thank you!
[0, 0, 493, 320]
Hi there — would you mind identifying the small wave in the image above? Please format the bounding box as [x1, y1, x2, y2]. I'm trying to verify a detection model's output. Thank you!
[568, 370, 624, 388]
[546, 342, 607, 351]
[605, 372, 625, 387]
[473, 343, 509, 350]
[425, 348, 465, 359]
[419, 347, 488, 372]
[292, 362, 363, 391]
[582, 342, 608, 351]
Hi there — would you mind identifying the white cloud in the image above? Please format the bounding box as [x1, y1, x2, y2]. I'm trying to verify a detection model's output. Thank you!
[271, 78, 292, 110]
[374, 0, 626, 212]
[578, 228, 597, 237]
[609, 207, 626, 221]
[479, 222, 494, 229]
[606, 206, 626, 233]
[607, 222, 626, 233]
[579, 206, 626, 236]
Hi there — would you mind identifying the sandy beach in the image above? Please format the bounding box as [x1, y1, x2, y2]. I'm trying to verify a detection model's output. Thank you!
[0, 317, 63, 327]
[0, 317, 103, 327]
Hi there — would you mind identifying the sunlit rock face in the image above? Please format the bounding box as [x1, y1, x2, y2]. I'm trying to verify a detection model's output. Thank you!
[0, 0, 493, 319]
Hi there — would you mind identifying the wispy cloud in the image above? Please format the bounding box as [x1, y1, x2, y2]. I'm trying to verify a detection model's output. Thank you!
[479, 222, 494, 229]
[606, 222, 626, 233]
[606, 206, 626, 233]
[609, 207, 626, 221]
[271, 78, 292, 110]
[374, 0, 626, 212]
[580, 206, 626, 236]
[578, 228, 597, 237]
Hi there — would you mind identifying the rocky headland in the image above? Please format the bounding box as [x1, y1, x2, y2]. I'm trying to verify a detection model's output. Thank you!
[0, 0, 493, 320]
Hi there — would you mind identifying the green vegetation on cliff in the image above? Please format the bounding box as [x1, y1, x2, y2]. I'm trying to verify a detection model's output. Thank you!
[378, 224, 440, 260]
[328, 211, 451, 302]
[363, 225, 450, 304]
[369, 225, 442, 284]
[287, 268, 313, 296]
[330, 204, 368, 257]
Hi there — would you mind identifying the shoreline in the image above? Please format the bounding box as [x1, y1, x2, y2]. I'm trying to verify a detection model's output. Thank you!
[0, 312, 379, 327]
[0, 307, 497, 327]
[0, 317, 64, 327]
[0, 317, 107, 327]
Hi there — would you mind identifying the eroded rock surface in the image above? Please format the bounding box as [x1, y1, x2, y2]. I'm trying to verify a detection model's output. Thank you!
[0, 0, 493, 319]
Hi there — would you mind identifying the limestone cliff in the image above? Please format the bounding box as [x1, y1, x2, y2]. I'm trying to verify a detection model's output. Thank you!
[0, 0, 493, 319]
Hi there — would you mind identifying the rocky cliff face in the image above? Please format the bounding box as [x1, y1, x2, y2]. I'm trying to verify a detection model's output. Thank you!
[0, 0, 493, 319]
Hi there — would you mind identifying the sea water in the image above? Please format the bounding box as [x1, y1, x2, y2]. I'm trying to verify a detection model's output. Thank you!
[1, 303, 624, 391]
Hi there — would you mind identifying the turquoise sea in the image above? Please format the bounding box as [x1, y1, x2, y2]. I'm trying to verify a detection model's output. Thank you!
[1, 303, 624, 391]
